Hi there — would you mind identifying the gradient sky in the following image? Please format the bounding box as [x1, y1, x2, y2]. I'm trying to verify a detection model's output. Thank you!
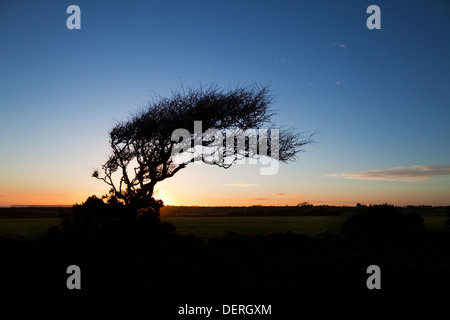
[1, 0, 450, 207]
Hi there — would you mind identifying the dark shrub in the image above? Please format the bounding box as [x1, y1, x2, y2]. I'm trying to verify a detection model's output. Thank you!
[341, 204, 424, 241]
[53, 195, 175, 240]
[442, 208, 450, 229]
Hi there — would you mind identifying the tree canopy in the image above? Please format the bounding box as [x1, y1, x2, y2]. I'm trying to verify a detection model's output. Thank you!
[93, 83, 312, 209]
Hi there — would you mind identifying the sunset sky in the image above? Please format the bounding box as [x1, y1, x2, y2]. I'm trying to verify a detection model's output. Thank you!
[1, 0, 450, 207]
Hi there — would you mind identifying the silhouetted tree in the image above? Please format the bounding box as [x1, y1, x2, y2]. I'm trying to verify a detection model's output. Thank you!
[93, 83, 312, 210]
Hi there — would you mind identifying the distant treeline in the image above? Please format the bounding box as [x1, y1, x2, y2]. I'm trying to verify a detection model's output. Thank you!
[160, 205, 344, 217]
[160, 204, 450, 217]
[1, 204, 448, 219]
[0, 207, 72, 219]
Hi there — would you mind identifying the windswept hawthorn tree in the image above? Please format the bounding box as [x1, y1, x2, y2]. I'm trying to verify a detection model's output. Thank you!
[93, 83, 312, 212]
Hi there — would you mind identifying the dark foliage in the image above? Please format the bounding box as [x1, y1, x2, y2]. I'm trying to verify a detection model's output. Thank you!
[3, 229, 450, 302]
[341, 204, 424, 241]
[49, 195, 175, 241]
[443, 209, 450, 229]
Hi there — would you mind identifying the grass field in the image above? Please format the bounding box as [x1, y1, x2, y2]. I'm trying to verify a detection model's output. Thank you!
[0, 218, 60, 239]
[162, 216, 346, 238]
[0, 215, 447, 239]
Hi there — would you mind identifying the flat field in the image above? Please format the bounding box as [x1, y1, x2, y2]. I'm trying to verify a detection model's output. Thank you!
[0, 215, 446, 239]
[162, 216, 346, 238]
[0, 218, 60, 239]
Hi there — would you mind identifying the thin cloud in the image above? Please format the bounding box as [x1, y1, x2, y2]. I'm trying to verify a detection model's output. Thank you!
[275, 193, 303, 200]
[253, 198, 268, 200]
[332, 42, 346, 49]
[328, 165, 450, 182]
[306, 82, 314, 88]
[336, 80, 345, 85]
[218, 184, 260, 187]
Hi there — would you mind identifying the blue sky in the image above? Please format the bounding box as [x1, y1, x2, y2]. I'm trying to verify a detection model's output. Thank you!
[1, 0, 449, 206]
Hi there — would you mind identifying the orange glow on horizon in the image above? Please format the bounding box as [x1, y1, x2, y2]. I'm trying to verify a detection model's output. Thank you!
[1, 186, 449, 207]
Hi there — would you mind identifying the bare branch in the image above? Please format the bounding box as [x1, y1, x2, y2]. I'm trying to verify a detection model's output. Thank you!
[95, 82, 313, 208]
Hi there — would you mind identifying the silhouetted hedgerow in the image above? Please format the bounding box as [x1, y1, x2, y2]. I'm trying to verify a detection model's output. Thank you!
[443, 209, 450, 230]
[341, 204, 424, 241]
[48, 195, 175, 241]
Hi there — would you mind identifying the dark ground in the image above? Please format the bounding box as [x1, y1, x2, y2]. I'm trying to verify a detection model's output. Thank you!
[1, 229, 450, 302]
[1, 206, 449, 317]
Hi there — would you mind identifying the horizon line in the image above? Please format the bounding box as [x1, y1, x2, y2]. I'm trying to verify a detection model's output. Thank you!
[1, 203, 449, 209]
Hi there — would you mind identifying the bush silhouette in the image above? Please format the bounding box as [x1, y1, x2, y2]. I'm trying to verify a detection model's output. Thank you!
[53, 195, 175, 240]
[341, 204, 424, 241]
[443, 210, 450, 230]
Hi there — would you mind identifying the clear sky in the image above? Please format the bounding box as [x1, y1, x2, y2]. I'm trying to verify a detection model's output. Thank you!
[1, 0, 450, 207]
